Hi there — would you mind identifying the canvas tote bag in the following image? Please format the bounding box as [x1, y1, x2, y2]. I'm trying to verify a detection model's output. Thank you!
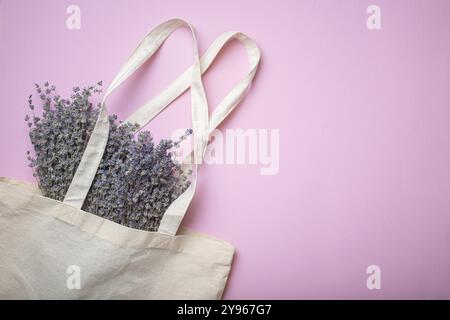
[0, 19, 260, 299]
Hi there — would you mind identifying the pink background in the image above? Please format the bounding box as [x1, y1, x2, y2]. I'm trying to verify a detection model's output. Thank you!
[1, 0, 450, 299]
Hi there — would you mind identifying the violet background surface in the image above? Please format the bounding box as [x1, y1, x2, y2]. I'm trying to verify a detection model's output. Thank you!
[1, 0, 450, 299]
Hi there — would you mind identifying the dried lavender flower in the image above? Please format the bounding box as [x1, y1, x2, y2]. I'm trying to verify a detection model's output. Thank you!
[26, 82, 191, 231]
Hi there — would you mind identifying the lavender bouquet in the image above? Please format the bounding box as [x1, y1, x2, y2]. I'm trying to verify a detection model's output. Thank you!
[25, 82, 191, 231]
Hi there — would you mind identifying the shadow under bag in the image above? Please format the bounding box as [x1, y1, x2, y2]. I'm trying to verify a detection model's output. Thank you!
[0, 18, 260, 299]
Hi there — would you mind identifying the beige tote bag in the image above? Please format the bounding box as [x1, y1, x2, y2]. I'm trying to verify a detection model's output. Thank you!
[0, 19, 260, 299]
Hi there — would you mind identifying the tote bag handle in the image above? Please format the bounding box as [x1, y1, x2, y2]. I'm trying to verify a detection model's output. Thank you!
[131, 32, 260, 234]
[63, 19, 208, 210]
[64, 19, 261, 236]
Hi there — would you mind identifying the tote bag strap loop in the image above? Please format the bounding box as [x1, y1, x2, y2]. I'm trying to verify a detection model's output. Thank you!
[157, 32, 260, 235]
[63, 19, 208, 209]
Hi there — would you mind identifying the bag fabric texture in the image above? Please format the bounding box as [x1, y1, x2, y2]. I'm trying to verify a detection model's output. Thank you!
[0, 19, 260, 299]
